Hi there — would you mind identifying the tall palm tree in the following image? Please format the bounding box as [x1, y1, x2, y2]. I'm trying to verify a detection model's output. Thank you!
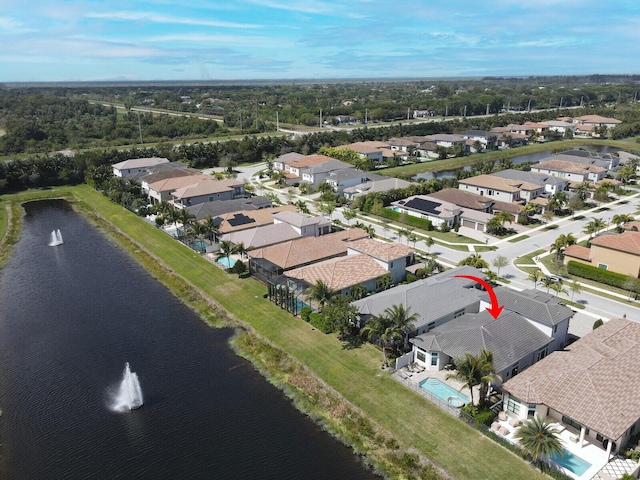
[612, 213, 634, 232]
[305, 280, 335, 312]
[202, 215, 220, 242]
[361, 314, 401, 368]
[424, 236, 434, 254]
[568, 280, 582, 301]
[381, 304, 419, 349]
[216, 240, 236, 264]
[529, 269, 544, 289]
[446, 353, 483, 406]
[583, 218, 606, 237]
[477, 349, 500, 403]
[234, 242, 248, 261]
[514, 417, 563, 468]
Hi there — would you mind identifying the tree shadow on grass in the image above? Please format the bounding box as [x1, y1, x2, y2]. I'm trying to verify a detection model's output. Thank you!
[341, 335, 365, 350]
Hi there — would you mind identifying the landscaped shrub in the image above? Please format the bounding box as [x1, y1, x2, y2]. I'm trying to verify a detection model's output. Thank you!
[300, 306, 312, 322]
[593, 319, 604, 330]
[231, 260, 247, 275]
[309, 312, 333, 333]
[567, 260, 630, 289]
[461, 404, 494, 426]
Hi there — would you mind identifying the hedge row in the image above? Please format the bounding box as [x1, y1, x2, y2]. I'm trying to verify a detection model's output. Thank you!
[567, 260, 632, 289]
[375, 208, 435, 231]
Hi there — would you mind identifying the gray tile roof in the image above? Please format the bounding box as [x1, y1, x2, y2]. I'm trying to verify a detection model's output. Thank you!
[481, 287, 573, 327]
[411, 310, 552, 373]
[352, 266, 486, 331]
[186, 196, 273, 221]
[491, 169, 568, 187]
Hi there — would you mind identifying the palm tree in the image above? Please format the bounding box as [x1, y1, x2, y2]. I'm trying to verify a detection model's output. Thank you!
[541, 276, 555, 294]
[381, 304, 419, 349]
[529, 269, 544, 289]
[549, 282, 568, 297]
[496, 211, 514, 230]
[514, 417, 563, 468]
[202, 215, 220, 242]
[477, 349, 500, 403]
[612, 213, 634, 232]
[519, 203, 538, 224]
[446, 353, 483, 406]
[568, 280, 582, 301]
[574, 182, 592, 201]
[216, 240, 236, 264]
[234, 242, 248, 261]
[305, 280, 335, 312]
[406, 232, 419, 249]
[343, 206, 357, 225]
[361, 314, 401, 368]
[550, 233, 577, 260]
[424, 236, 434, 254]
[583, 218, 606, 237]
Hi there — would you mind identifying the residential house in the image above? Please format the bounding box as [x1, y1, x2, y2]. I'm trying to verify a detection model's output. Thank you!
[216, 205, 298, 235]
[301, 159, 355, 187]
[564, 231, 640, 277]
[410, 310, 553, 381]
[479, 287, 572, 356]
[273, 211, 332, 237]
[343, 177, 415, 200]
[335, 141, 389, 163]
[544, 120, 576, 136]
[490, 169, 569, 196]
[455, 130, 494, 147]
[112, 157, 170, 178]
[139, 166, 201, 195]
[390, 195, 461, 228]
[284, 253, 390, 297]
[273, 152, 305, 172]
[325, 169, 386, 196]
[346, 238, 414, 285]
[573, 115, 622, 128]
[427, 188, 521, 217]
[221, 223, 301, 250]
[552, 151, 619, 170]
[248, 228, 370, 282]
[171, 178, 245, 208]
[146, 174, 213, 204]
[388, 137, 417, 152]
[458, 175, 541, 202]
[501, 317, 640, 457]
[530, 159, 606, 184]
[186, 196, 273, 221]
[352, 266, 487, 335]
[274, 154, 354, 187]
[424, 134, 466, 149]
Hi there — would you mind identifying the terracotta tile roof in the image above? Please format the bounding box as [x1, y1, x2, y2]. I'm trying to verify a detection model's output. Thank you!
[286, 253, 388, 291]
[574, 115, 621, 124]
[336, 141, 389, 154]
[534, 159, 605, 175]
[459, 174, 540, 192]
[502, 318, 640, 441]
[346, 238, 413, 262]
[590, 231, 640, 255]
[147, 174, 212, 193]
[286, 154, 337, 168]
[217, 205, 298, 233]
[248, 228, 369, 270]
[428, 188, 493, 211]
[113, 157, 169, 169]
[171, 178, 244, 199]
[623, 221, 640, 232]
[564, 244, 592, 261]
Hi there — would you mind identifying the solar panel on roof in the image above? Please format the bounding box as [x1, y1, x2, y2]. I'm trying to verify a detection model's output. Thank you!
[404, 198, 441, 215]
[227, 213, 257, 227]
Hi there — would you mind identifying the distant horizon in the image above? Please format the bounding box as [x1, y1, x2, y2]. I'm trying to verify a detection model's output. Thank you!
[3, 72, 640, 88]
[2, 1, 639, 82]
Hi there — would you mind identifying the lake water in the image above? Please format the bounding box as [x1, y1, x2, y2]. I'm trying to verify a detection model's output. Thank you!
[0, 200, 378, 480]
[413, 144, 620, 180]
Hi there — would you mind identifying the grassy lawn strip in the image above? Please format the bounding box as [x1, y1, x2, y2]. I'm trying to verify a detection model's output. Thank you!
[514, 250, 546, 266]
[3, 186, 546, 480]
[508, 235, 529, 243]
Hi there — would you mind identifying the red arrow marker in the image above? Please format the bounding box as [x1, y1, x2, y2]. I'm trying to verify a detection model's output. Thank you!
[454, 275, 504, 320]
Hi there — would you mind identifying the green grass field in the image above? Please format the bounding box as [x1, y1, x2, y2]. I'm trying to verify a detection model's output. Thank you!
[0, 186, 546, 480]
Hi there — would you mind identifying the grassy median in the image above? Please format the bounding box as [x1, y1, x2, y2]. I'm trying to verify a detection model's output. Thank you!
[0, 185, 546, 480]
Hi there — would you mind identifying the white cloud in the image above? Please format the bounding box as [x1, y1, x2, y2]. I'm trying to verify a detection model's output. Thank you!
[0, 16, 34, 34]
[145, 33, 292, 48]
[85, 11, 262, 29]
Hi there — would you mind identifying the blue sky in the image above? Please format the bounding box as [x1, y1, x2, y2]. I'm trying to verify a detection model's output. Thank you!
[1, 0, 639, 82]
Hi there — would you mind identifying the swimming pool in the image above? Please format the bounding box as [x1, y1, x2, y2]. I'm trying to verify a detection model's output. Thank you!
[549, 448, 592, 476]
[419, 378, 468, 406]
[191, 240, 210, 250]
[217, 256, 235, 268]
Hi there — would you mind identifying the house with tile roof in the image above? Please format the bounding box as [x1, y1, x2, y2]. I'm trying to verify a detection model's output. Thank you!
[501, 317, 640, 457]
[411, 310, 553, 380]
[479, 287, 573, 355]
[273, 211, 332, 237]
[186, 196, 273, 221]
[147, 174, 213, 204]
[221, 223, 301, 250]
[490, 169, 569, 196]
[352, 266, 487, 335]
[335, 141, 390, 163]
[343, 177, 415, 200]
[171, 178, 245, 208]
[273, 152, 305, 172]
[458, 174, 541, 202]
[564, 231, 640, 277]
[346, 238, 414, 284]
[390, 195, 462, 228]
[573, 115, 622, 128]
[215, 205, 298, 235]
[324, 169, 386, 196]
[285, 253, 390, 297]
[530, 159, 606, 184]
[300, 159, 355, 187]
[139, 166, 201, 194]
[248, 228, 370, 282]
[112, 157, 170, 178]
